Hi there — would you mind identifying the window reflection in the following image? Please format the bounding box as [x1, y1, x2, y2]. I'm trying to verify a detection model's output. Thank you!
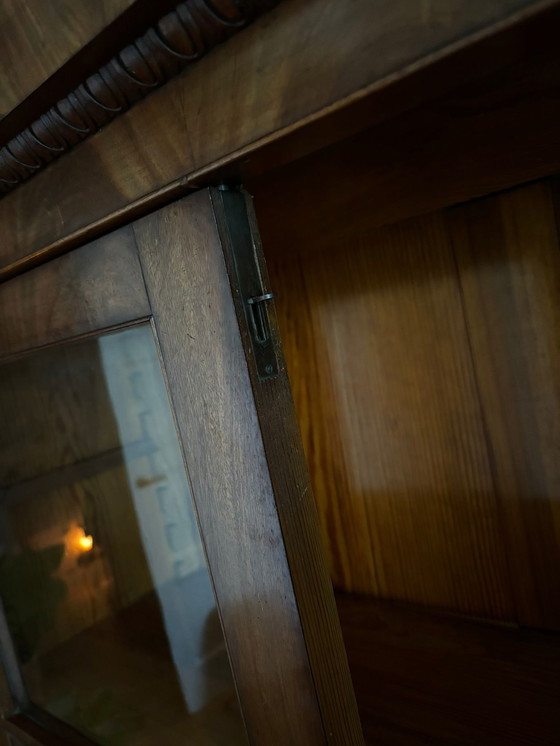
[0, 325, 246, 745]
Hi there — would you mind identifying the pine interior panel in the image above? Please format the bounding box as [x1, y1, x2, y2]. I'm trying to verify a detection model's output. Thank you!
[261, 158, 560, 629]
[266, 211, 514, 619]
[0, 0, 135, 116]
[450, 181, 560, 629]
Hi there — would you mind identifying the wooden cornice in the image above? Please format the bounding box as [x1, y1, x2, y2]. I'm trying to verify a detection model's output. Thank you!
[0, 0, 279, 196]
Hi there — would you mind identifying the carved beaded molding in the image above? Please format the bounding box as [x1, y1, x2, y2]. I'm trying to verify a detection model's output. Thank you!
[0, 0, 278, 195]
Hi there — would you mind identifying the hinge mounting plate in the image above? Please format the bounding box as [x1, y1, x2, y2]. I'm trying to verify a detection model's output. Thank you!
[215, 187, 279, 381]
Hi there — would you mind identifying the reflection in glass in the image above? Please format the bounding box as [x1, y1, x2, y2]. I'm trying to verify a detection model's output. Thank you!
[0, 325, 247, 745]
[0, 651, 13, 716]
[5, 735, 24, 746]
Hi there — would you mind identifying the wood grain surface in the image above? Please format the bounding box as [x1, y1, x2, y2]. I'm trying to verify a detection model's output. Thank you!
[250, 42, 560, 262]
[0, 0, 550, 274]
[133, 189, 363, 745]
[450, 181, 560, 629]
[0, 0, 135, 117]
[0, 226, 149, 359]
[0, 0, 190, 145]
[211, 188, 364, 746]
[337, 593, 560, 746]
[266, 210, 513, 619]
[263, 174, 560, 630]
[0, 0, 279, 195]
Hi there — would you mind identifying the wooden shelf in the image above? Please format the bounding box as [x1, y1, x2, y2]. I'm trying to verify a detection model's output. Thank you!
[337, 593, 560, 746]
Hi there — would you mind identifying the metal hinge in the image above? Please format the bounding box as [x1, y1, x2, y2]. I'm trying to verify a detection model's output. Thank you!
[216, 186, 279, 381]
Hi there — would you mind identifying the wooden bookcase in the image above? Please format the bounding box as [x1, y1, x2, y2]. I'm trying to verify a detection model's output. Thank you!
[0, 1, 559, 745]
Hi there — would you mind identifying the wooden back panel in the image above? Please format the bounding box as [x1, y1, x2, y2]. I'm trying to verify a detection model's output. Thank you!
[450, 181, 560, 627]
[266, 208, 513, 619]
[262, 177, 560, 629]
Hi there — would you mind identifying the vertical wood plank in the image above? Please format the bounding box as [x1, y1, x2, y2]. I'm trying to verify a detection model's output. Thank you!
[450, 180, 560, 628]
[266, 209, 514, 620]
[133, 190, 343, 745]
[211, 188, 364, 746]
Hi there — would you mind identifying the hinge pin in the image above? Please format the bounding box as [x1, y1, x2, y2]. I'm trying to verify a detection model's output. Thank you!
[247, 293, 275, 346]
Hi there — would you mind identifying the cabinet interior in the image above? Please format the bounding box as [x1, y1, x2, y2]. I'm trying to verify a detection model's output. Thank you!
[249, 49, 560, 745]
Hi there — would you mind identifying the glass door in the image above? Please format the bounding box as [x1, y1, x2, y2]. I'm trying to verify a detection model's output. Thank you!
[0, 324, 246, 746]
[0, 188, 363, 746]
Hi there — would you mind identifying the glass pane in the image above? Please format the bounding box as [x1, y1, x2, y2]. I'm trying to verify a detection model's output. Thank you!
[0, 655, 13, 715]
[0, 325, 247, 746]
[3, 735, 22, 746]
[5, 735, 24, 746]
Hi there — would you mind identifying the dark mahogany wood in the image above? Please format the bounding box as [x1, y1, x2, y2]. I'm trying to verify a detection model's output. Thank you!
[0, 0, 136, 119]
[337, 593, 560, 746]
[133, 188, 364, 745]
[0, 226, 149, 359]
[0, 0, 278, 195]
[0, 0, 555, 277]
[0, 0, 186, 139]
